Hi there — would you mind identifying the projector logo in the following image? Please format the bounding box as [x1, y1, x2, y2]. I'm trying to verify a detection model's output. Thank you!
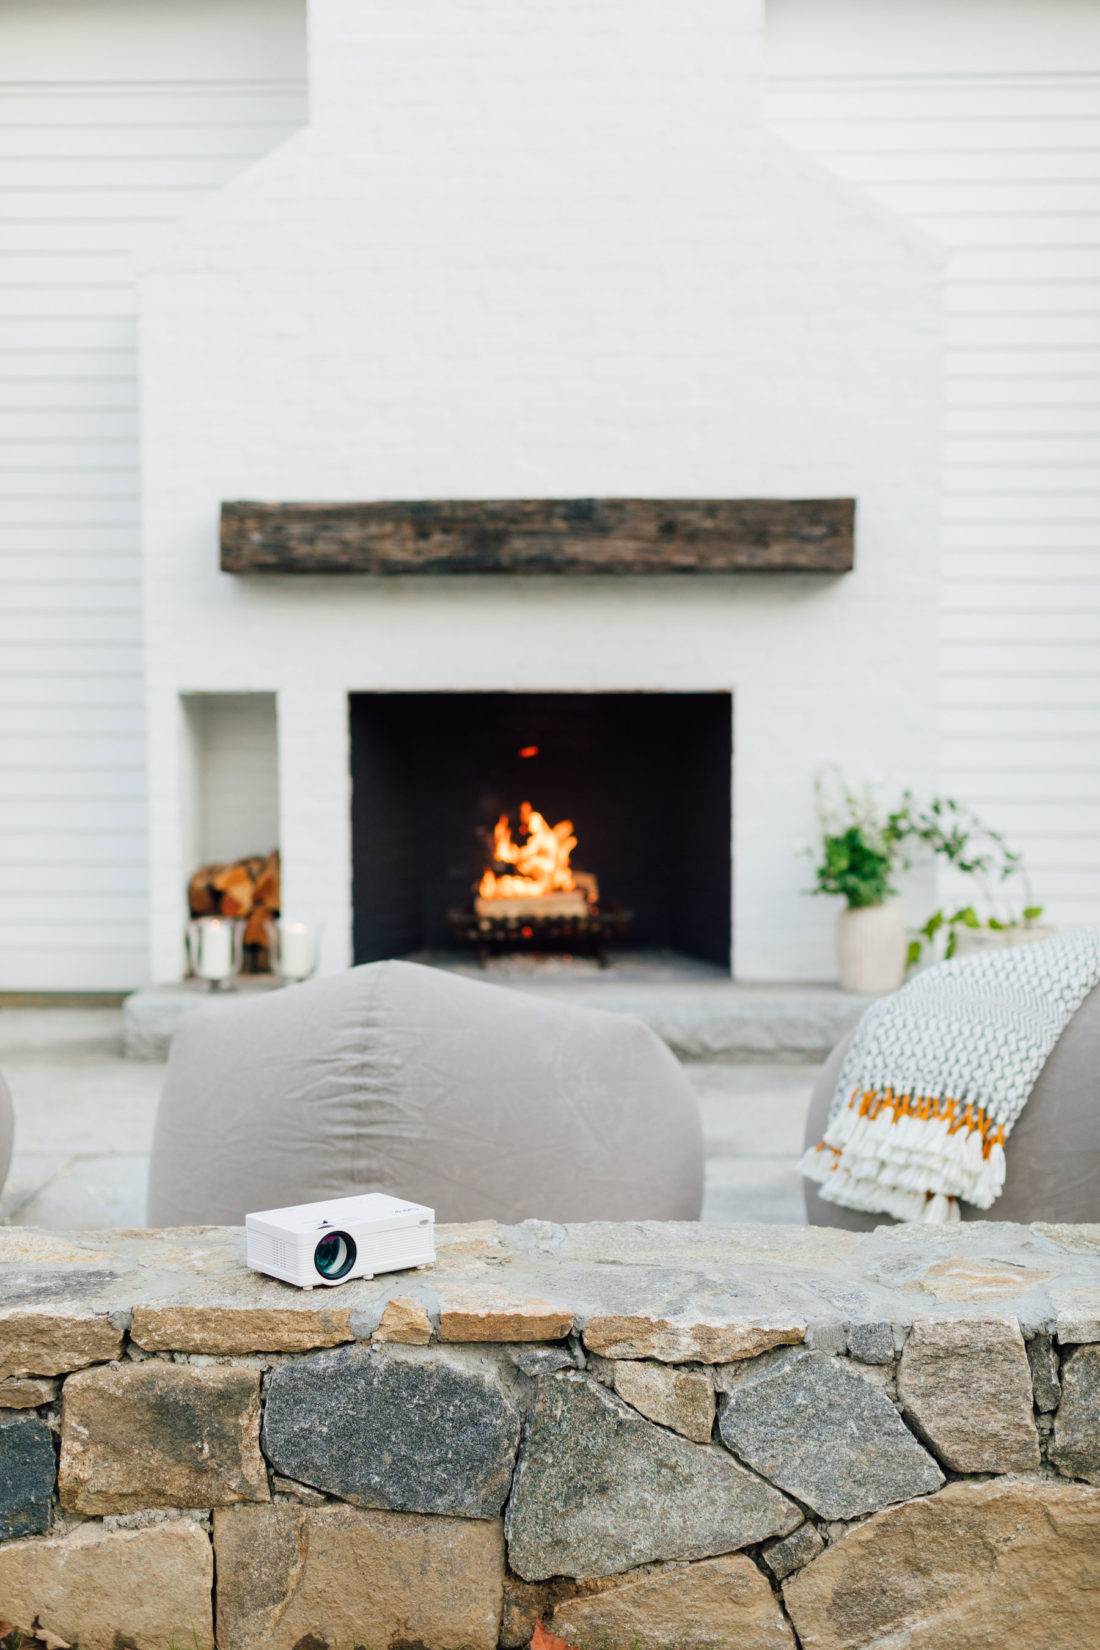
[245, 1193, 435, 1289]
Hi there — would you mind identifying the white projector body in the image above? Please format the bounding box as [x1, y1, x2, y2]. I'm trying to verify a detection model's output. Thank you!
[245, 1192, 435, 1288]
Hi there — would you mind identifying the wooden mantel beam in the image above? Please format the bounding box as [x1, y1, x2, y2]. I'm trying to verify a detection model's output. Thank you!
[220, 497, 855, 576]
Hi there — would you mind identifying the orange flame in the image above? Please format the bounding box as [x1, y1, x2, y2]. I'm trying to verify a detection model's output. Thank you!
[478, 801, 578, 900]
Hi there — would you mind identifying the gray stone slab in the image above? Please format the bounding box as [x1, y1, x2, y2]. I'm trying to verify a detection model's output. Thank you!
[122, 979, 281, 1059]
[897, 1318, 1040, 1475]
[504, 1371, 799, 1580]
[262, 1344, 520, 1518]
[123, 972, 868, 1062]
[1051, 1345, 1100, 1485]
[509, 1347, 578, 1377]
[59, 1361, 268, 1515]
[612, 1360, 715, 1443]
[1050, 1281, 1100, 1343]
[760, 1521, 825, 1583]
[1027, 1332, 1062, 1413]
[717, 1347, 944, 1519]
[0, 1413, 55, 1539]
[846, 1321, 894, 1365]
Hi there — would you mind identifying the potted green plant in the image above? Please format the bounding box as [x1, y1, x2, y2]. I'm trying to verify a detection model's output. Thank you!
[894, 794, 1053, 965]
[808, 768, 909, 993]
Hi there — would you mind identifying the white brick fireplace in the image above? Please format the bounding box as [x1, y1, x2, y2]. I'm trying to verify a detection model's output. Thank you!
[139, 0, 943, 984]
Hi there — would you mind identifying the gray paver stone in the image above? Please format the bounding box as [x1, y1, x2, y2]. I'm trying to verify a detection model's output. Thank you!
[262, 1344, 520, 1518]
[1027, 1332, 1062, 1412]
[59, 1361, 267, 1515]
[504, 1371, 799, 1580]
[1051, 1344, 1100, 1484]
[846, 1322, 894, 1365]
[718, 1346, 944, 1520]
[897, 1318, 1040, 1474]
[760, 1521, 825, 1582]
[0, 1414, 55, 1539]
[510, 1347, 577, 1377]
[612, 1360, 715, 1443]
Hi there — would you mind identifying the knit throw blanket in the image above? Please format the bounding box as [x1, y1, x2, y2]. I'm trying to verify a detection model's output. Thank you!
[799, 927, 1100, 1224]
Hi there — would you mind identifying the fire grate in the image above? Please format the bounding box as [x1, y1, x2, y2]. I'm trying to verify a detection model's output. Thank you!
[447, 904, 632, 968]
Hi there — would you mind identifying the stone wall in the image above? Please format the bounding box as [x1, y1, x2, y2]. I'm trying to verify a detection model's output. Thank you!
[1, 1219, 1099, 1648]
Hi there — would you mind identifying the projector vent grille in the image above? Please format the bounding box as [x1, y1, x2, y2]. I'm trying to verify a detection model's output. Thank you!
[248, 1231, 291, 1272]
[364, 1226, 432, 1266]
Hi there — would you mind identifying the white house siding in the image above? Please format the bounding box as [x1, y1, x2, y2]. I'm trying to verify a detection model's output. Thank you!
[7, 0, 1095, 989]
[767, 0, 1100, 930]
[0, 0, 305, 990]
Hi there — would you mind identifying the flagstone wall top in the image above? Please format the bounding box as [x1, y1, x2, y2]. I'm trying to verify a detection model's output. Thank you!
[0, 1218, 1098, 1368]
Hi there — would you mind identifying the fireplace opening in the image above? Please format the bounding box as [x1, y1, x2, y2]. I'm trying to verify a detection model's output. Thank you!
[349, 692, 732, 970]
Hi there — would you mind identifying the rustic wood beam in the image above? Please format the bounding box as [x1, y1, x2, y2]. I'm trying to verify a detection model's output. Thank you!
[220, 497, 855, 576]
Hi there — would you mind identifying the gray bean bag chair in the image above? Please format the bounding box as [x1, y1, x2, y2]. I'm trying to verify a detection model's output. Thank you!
[147, 959, 703, 1226]
[803, 980, 1100, 1228]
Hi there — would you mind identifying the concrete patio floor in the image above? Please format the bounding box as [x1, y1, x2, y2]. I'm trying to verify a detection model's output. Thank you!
[0, 1006, 818, 1230]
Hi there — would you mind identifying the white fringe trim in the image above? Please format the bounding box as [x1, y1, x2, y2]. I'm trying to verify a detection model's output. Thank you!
[799, 1096, 1008, 1225]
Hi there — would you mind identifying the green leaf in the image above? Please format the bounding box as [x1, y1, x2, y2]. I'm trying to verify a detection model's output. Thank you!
[1023, 905, 1044, 923]
[906, 939, 922, 967]
[987, 917, 1005, 931]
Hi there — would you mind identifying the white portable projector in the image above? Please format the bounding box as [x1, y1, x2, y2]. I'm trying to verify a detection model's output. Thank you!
[245, 1193, 435, 1289]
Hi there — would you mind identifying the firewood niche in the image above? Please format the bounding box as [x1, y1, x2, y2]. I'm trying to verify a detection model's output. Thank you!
[188, 849, 280, 973]
[220, 497, 855, 576]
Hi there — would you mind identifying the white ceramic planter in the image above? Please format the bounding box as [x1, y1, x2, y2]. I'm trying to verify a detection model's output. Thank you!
[952, 923, 1058, 959]
[836, 902, 908, 994]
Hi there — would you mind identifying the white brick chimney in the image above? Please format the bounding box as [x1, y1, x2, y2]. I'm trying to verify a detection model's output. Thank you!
[139, 0, 943, 983]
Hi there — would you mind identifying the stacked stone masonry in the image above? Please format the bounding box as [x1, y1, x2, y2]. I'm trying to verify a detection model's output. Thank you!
[0, 1219, 1098, 1648]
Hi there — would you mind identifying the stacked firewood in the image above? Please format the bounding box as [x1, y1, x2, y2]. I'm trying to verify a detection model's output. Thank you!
[188, 849, 280, 972]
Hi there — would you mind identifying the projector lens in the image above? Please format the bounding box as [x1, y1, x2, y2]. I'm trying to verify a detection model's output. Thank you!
[314, 1230, 356, 1280]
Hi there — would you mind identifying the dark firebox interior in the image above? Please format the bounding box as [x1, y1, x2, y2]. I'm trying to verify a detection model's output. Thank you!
[349, 692, 732, 968]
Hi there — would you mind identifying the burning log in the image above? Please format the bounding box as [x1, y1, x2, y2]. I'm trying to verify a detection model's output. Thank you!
[474, 890, 589, 919]
[475, 801, 600, 919]
[460, 800, 626, 962]
[479, 802, 578, 903]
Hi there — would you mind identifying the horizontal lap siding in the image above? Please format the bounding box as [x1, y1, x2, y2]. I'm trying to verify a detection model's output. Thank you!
[0, 56, 305, 988]
[767, 58, 1100, 929]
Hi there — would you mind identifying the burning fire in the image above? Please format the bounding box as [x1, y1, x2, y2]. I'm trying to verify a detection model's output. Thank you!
[479, 802, 578, 900]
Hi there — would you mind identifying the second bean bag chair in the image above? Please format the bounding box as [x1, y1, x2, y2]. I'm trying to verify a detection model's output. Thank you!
[803, 980, 1100, 1228]
[147, 959, 704, 1226]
